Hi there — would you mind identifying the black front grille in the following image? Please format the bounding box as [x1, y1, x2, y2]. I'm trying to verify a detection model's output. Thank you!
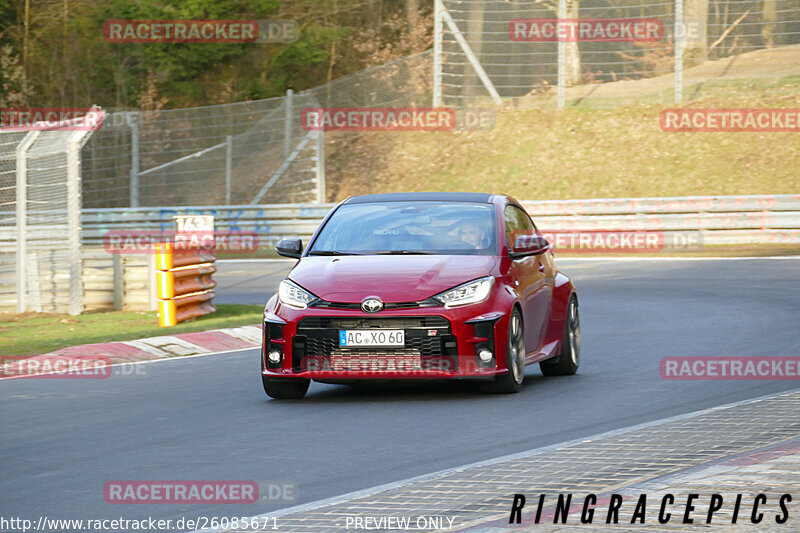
[296, 316, 455, 362]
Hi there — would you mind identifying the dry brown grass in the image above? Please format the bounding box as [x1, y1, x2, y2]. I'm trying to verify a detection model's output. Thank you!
[324, 75, 800, 202]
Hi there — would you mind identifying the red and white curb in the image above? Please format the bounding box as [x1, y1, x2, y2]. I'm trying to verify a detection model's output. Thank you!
[1, 325, 262, 376]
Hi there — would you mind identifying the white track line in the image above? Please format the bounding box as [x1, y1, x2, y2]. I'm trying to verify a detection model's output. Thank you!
[193, 388, 800, 532]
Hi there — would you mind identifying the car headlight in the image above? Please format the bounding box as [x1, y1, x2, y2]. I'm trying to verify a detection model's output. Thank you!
[433, 276, 494, 308]
[278, 279, 317, 309]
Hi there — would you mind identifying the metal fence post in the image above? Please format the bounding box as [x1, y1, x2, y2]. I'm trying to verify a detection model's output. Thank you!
[315, 129, 326, 203]
[112, 253, 123, 310]
[225, 135, 233, 205]
[557, 0, 566, 109]
[674, 0, 684, 103]
[148, 252, 157, 311]
[15, 131, 39, 313]
[67, 132, 85, 316]
[127, 112, 140, 207]
[284, 89, 294, 159]
[433, 0, 443, 107]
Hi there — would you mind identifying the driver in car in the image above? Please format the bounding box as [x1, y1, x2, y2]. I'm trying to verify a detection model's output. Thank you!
[459, 222, 487, 249]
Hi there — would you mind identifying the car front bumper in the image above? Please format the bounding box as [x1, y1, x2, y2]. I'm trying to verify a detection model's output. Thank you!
[262, 295, 514, 381]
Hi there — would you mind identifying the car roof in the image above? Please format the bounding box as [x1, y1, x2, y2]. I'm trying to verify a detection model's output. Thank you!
[344, 192, 496, 204]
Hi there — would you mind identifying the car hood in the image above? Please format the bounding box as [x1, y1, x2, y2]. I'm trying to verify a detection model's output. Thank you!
[289, 255, 499, 303]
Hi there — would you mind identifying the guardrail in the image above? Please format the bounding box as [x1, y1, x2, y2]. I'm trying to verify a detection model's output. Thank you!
[3, 194, 800, 251]
[82, 194, 800, 247]
[81, 204, 333, 248]
[520, 194, 800, 245]
[2, 194, 798, 313]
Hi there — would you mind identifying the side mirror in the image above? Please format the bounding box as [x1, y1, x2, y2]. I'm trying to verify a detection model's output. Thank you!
[275, 237, 303, 259]
[510, 234, 550, 259]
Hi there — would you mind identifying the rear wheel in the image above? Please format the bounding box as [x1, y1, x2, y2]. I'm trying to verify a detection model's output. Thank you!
[262, 376, 310, 399]
[480, 308, 525, 394]
[540, 295, 580, 376]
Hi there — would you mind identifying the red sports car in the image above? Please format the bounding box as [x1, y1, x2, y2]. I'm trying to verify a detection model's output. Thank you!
[261, 192, 579, 399]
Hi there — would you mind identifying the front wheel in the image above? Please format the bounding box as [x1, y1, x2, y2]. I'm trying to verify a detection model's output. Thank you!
[262, 376, 310, 399]
[480, 308, 525, 394]
[540, 295, 580, 376]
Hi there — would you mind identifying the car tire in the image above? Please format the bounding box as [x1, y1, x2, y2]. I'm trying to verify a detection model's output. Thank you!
[262, 376, 310, 399]
[480, 308, 525, 394]
[540, 295, 580, 376]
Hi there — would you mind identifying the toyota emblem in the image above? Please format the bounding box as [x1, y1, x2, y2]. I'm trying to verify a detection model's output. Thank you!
[361, 298, 384, 313]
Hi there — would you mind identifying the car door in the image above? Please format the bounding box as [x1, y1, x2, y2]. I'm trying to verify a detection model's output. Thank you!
[505, 204, 552, 355]
[530, 217, 556, 350]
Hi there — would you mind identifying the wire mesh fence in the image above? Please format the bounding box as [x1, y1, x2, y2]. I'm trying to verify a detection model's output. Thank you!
[436, 0, 800, 107]
[0, 51, 436, 312]
[0, 132, 27, 312]
[308, 51, 433, 109]
[1, 128, 92, 314]
[79, 51, 434, 209]
[23, 133, 74, 313]
[82, 93, 323, 208]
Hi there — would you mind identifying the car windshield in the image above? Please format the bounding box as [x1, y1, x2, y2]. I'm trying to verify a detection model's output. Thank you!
[308, 201, 498, 256]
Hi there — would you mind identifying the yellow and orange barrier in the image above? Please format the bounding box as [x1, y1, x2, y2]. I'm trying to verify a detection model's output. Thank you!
[155, 242, 217, 327]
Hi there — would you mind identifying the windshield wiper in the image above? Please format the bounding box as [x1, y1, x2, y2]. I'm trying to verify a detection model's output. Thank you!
[307, 250, 362, 256]
[371, 250, 437, 255]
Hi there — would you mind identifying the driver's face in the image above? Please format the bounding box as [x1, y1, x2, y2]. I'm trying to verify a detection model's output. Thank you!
[460, 225, 485, 248]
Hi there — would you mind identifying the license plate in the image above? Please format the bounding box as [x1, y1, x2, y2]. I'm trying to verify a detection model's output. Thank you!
[339, 329, 405, 347]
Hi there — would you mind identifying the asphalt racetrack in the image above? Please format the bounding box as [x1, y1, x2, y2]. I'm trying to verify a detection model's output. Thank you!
[2, 258, 799, 526]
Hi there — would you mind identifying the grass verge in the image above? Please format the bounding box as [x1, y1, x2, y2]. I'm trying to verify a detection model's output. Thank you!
[326, 75, 800, 201]
[0, 304, 263, 357]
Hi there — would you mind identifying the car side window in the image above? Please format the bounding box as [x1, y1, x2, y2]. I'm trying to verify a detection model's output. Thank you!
[504, 205, 535, 249]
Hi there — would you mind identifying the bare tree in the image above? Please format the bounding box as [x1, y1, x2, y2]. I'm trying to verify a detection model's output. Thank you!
[366, 0, 383, 27]
[405, 0, 419, 32]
